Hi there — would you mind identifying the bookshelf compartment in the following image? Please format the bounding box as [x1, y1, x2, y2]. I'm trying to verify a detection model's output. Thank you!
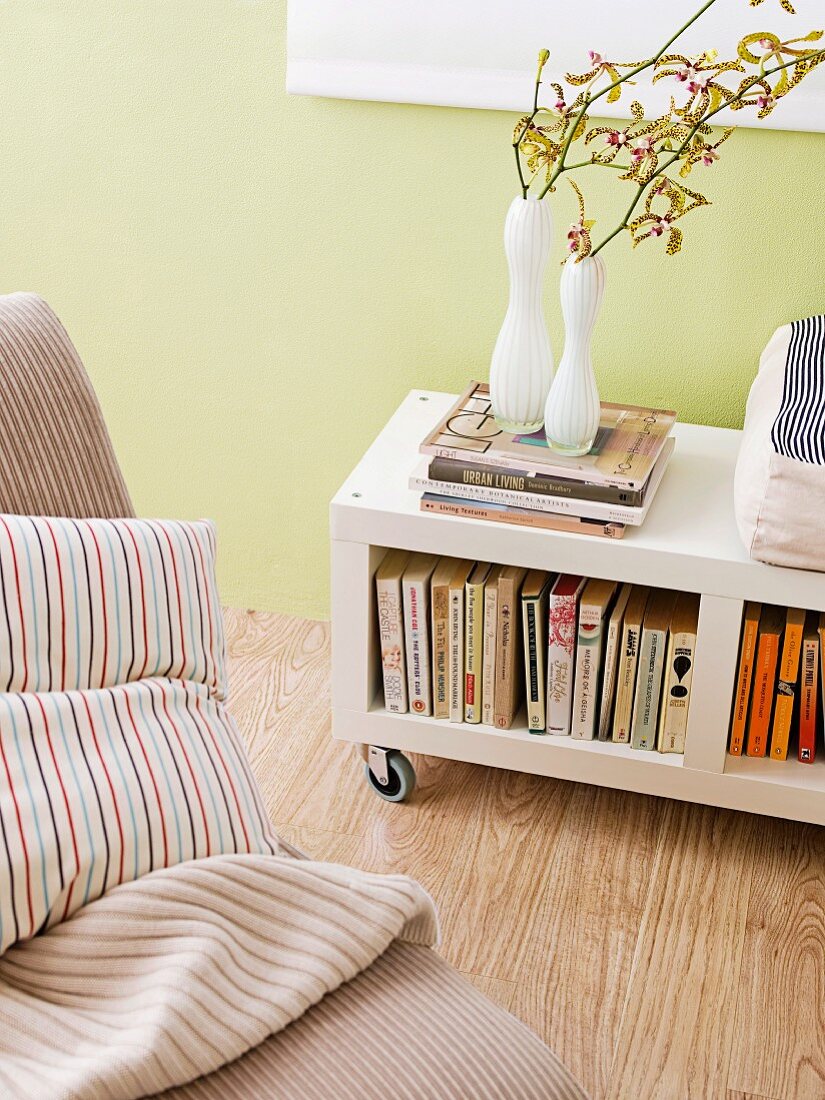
[331, 390, 825, 825]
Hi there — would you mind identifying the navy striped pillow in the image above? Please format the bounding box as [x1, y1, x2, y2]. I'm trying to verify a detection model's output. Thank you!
[771, 315, 825, 466]
[0, 517, 226, 699]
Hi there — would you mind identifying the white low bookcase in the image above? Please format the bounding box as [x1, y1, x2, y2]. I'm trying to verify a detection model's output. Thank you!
[330, 390, 825, 825]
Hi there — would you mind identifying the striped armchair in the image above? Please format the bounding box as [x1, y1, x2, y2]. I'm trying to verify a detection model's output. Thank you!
[0, 293, 587, 1100]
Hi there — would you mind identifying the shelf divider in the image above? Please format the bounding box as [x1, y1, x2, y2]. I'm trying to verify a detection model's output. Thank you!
[683, 594, 743, 774]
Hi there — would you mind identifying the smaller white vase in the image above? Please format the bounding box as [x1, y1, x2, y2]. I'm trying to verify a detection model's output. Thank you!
[544, 255, 606, 457]
[490, 196, 554, 435]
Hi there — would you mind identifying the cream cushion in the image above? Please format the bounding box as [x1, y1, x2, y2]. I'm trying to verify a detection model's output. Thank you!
[734, 317, 825, 570]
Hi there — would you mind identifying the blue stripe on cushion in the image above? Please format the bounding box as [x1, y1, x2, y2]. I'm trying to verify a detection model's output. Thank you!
[771, 315, 825, 465]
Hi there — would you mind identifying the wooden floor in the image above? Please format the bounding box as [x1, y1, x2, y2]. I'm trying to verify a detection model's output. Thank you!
[225, 608, 825, 1100]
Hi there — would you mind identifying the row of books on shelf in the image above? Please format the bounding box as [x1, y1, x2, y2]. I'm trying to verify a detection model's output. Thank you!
[412, 382, 678, 539]
[729, 603, 825, 764]
[376, 548, 699, 753]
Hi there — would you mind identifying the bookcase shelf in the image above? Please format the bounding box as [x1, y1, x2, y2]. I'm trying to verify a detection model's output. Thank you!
[330, 390, 825, 826]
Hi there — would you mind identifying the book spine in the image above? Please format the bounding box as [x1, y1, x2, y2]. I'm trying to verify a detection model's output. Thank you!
[449, 586, 464, 723]
[420, 496, 624, 539]
[571, 607, 604, 742]
[612, 623, 641, 743]
[631, 628, 666, 750]
[729, 616, 758, 756]
[428, 458, 644, 506]
[494, 578, 520, 730]
[769, 621, 803, 761]
[421, 442, 643, 490]
[431, 581, 450, 719]
[481, 583, 498, 726]
[597, 616, 622, 742]
[464, 580, 484, 723]
[413, 474, 644, 525]
[376, 573, 408, 714]
[798, 636, 819, 763]
[657, 631, 695, 754]
[546, 594, 577, 736]
[746, 636, 779, 757]
[523, 598, 546, 732]
[403, 577, 431, 716]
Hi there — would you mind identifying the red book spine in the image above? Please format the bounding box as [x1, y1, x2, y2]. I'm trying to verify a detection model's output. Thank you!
[798, 635, 819, 764]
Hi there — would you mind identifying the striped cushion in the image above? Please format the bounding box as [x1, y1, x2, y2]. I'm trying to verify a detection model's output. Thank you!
[0, 516, 226, 699]
[771, 314, 825, 465]
[0, 677, 278, 956]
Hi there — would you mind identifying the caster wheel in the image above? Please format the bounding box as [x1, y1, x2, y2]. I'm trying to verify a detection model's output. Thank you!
[365, 751, 416, 802]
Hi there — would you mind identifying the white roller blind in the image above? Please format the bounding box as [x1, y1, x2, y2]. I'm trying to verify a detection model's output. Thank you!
[287, 0, 825, 133]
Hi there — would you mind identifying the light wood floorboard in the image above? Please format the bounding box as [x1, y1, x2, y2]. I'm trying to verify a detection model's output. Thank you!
[225, 609, 825, 1100]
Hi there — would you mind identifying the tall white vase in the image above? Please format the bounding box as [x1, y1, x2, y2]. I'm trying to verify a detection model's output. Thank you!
[544, 255, 606, 457]
[490, 196, 554, 435]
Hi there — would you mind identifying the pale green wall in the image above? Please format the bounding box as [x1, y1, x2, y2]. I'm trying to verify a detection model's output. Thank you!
[1, 1, 822, 617]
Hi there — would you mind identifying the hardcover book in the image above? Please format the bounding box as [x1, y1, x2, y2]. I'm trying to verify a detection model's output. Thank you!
[420, 381, 676, 490]
[431, 557, 465, 720]
[598, 583, 633, 741]
[631, 588, 678, 750]
[427, 456, 648, 506]
[728, 602, 761, 756]
[746, 605, 785, 758]
[769, 606, 806, 761]
[612, 586, 650, 744]
[420, 495, 625, 539]
[411, 437, 674, 526]
[448, 559, 476, 723]
[465, 562, 492, 723]
[521, 570, 553, 733]
[657, 592, 700, 754]
[375, 549, 411, 713]
[571, 578, 617, 741]
[402, 553, 439, 715]
[798, 614, 820, 764]
[493, 566, 528, 730]
[482, 565, 503, 726]
[546, 574, 586, 737]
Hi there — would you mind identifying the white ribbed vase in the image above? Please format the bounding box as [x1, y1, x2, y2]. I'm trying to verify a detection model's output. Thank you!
[489, 196, 554, 434]
[544, 254, 606, 457]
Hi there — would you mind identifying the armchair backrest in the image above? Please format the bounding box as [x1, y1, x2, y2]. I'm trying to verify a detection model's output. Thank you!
[0, 293, 133, 518]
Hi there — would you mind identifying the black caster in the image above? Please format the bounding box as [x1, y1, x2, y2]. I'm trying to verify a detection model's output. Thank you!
[364, 746, 416, 802]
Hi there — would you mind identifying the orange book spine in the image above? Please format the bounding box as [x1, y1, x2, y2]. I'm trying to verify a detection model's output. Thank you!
[769, 615, 804, 761]
[746, 634, 780, 758]
[729, 614, 759, 756]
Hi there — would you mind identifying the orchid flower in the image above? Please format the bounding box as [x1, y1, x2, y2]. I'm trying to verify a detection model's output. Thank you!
[628, 179, 709, 255]
[566, 180, 595, 261]
[565, 51, 651, 103]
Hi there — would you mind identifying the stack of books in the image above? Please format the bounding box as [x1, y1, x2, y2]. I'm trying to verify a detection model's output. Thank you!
[411, 382, 677, 538]
[728, 604, 825, 764]
[375, 549, 701, 753]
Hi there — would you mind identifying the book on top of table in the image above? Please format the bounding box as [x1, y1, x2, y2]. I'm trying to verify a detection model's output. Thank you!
[420, 381, 676, 491]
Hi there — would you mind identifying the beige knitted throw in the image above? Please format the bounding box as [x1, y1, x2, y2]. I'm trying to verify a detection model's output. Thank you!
[0, 853, 438, 1099]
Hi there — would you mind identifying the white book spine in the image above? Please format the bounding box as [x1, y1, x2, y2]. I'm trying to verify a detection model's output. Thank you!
[464, 582, 483, 723]
[403, 577, 432, 716]
[481, 584, 498, 726]
[631, 628, 667, 750]
[546, 593, 578, 736]
[597, 616, 623, 741]
[657, 632, 695, 753]
[571, 608, 605, 741]
[449, 587, 464, 723]
[613, 623, 641, 743]
[377, 574, 407, 713]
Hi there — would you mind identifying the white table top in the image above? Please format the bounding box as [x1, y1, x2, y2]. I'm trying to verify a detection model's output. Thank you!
[331, 391, 825, 611]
